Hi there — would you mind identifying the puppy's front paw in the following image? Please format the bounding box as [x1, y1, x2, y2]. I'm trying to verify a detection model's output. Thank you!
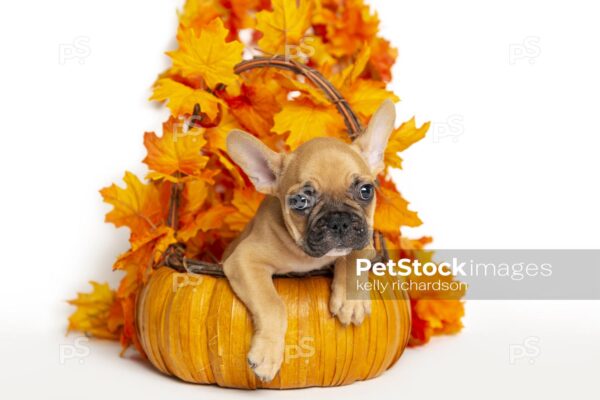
[330, 290, 371, 326]
[247, 336, 284, 382]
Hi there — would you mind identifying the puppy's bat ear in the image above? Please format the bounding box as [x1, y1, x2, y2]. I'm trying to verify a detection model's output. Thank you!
[226, 129, 283, 195]
[352, 99, 396, 175]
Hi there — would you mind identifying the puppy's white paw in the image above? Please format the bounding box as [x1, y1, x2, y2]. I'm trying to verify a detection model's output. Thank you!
[247, 336, 284, 382]
[330, 291, 371, 325]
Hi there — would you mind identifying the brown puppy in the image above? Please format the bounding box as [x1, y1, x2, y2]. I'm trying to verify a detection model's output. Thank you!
[223, 100, 396, 382]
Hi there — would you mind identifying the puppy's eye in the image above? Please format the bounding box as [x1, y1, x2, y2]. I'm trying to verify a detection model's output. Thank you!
[359, 184, 374, 201]
[289, 194, 310, 211]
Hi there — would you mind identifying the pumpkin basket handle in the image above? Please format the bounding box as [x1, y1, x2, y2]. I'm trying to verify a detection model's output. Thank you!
[159, 56, 389, 277]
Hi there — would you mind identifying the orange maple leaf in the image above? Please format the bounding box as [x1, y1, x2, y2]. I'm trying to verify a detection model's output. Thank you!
[318, 0, 380, 57]
[100, 172, 164, 241]
[204, 109, 240, 152]
[374, 178, 422, 233]
[224, 79, 284, 135]
[367, 37, 398, 82]
[143, 117, 209, 179]
[179, 179, 210, 227]
[225, 188, 265, 231]
[178, 203, 235, 242]
[410, 299, 464, 346]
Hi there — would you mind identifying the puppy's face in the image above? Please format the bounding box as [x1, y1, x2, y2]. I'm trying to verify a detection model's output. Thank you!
[227, 100, 396, 258]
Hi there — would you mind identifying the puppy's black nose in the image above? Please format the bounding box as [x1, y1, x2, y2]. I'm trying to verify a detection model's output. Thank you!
[326, 212, 351, 235]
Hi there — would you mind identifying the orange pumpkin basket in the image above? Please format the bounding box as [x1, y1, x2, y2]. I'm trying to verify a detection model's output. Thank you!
[135, 58, 412, 389]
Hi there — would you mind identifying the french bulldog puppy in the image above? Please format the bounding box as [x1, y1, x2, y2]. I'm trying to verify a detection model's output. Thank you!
[222, 100, 396, 382]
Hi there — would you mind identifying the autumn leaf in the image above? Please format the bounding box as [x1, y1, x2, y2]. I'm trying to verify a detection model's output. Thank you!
[256, 0, 312, 55]
[67, 282, 119, 340]
[100, 172, 163, 240]
[210, 149, 247, 187]
[143, 117, 209, 179]
[305, 36, 336, 69]
[225, 0, 263, 32]
[150, 78, 223, 118]
[225, 188, 264, 231]
[374, 178, 422, 233]
[385, 118, 430, 169]
[179, 179, 210, 227]
[272, 99, 344, 150]
[331, 45, 372, 88]
[273, 72, 331, 106]
[178, 0, 224, 32]
[118, 294, 145, 355]
[345, 79, 399, 119]
[410, 299, 464, 346]
[224, 79, 283, 135]
[178, 203, 235, 242]
[320, 0, 380, 57]
[115, 226, 176, 272]
[167, 18, 243, 88]
[367, 37, 398, 82]
[204, 108, 240, 151]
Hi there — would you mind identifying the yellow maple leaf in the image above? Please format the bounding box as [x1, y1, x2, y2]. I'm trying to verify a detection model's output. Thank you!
[385, 118, 430, 169]
[325, 45, 399, 120]
[143, 118, 209, 179]
[167, 18, 243, 88]
[272, 99, 344, 150]
[256, 0, 312, 55]
[150, 78, 223, 118]
[67, 282, 119, 340]
[305, 36, 336, 70]
[374, 178, 422, 233]
[100, 172, 164, 240]
[330, 45, 372, 88]
[345, 79, 399, 120]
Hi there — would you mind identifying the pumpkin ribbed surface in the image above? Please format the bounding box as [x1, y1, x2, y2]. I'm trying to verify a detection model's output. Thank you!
[136, 267, 411, 389]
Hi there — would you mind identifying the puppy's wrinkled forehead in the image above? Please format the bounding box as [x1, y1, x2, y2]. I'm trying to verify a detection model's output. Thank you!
[280, 137, 371, 193]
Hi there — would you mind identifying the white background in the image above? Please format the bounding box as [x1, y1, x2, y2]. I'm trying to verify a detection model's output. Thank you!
[1, 0, 599, 399]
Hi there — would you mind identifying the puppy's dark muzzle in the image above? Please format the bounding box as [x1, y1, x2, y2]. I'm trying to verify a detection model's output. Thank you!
[303, 211, 369, 257]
